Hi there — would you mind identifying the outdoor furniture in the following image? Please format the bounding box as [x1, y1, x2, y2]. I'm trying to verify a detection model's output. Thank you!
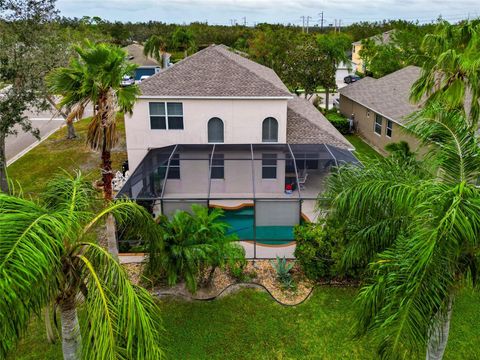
[298, 170, 308, 189]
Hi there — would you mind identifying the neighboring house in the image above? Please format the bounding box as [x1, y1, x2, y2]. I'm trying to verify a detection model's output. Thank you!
[119, 44, 358, 258]
[351, 30, 395, 73]
[123, 43, 168, 81]
[338, 65, 422, 155]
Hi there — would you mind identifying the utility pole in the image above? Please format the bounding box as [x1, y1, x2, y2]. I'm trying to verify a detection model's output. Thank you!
[300, 16, 305, 33]
[319, 11, 324, 31]
[242, 16, 247, 26]
[306, 16, 312, 33]
[338, 19, 342, 32]
[334, 19, 337, 33]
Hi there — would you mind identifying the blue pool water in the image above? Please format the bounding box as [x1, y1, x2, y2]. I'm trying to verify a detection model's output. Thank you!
[218, 207, 295, 245]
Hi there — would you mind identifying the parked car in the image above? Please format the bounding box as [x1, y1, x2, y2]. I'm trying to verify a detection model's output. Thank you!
[343, 75, 361, 84]
[137, 75, 150, 83]
[121, 75, 135, 87]
[333, 97, 340, 108]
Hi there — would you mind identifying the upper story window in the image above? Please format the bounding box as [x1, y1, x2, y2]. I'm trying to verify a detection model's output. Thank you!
[262, 117, 278, 142]
[149, 102, 184, 130]
[374, 114, 382, 135]
[208, 117, 224, 143]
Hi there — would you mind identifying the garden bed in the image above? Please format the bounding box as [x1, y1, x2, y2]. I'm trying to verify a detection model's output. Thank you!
[123, 260, 315, 305]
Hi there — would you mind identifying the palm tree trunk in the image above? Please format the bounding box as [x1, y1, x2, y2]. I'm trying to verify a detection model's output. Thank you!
[325, 89, 330, 111]
[66, 120, 77, 139]
[0, 132, 9, 194]
[106, 213, 119, 260]
[426, 297, 453, 360]
[46, 95, 77, 139]
[101, 134, 113, 201]
[59, 297, 82, 360]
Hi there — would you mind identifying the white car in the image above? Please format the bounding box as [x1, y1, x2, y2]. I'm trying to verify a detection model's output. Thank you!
[121, 75, 135, 87]
[138, 75, 150, 83]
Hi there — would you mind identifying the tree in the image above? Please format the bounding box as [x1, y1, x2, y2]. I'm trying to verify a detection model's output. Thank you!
[0, 172, 164, 360]
[47, 41, 139, 201]
[410, 20, 480, 129]
[144, 34, 168, 68]
[0, 0, 58, 193]
[171, 27, 195, 58]
[324, 103, 480, 359]
[145, 205, 244, 293]
[316, 34, 351, 110]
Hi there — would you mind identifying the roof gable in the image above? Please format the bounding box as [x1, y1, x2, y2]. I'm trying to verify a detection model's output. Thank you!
[139, 44, 291, 98]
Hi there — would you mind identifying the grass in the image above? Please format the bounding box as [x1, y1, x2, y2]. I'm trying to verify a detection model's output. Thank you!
[11, 287, 480, 359]
[345, 134, 383, 162]
[7, 115, 127, 196]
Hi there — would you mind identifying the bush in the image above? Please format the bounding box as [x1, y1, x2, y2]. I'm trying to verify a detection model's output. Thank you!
[294, 223, 334, 280]
[325, 111, 350, 135]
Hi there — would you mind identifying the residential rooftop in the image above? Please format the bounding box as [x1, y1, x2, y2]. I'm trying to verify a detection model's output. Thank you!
[139, 44, 292, 98]
[352, 29, 395, 46]
[123, 43, 159, 67]
[339, 65, 422, 125]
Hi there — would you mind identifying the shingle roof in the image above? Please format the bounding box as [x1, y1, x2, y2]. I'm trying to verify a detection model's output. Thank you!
[352, 29, 395, 45]
[123, 43, 159, 67]
[139, 44, 292, 97]
[339, 65, 422, 125]
[287, 96, 353, 150]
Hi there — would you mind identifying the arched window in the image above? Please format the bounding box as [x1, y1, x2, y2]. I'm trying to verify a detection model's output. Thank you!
[208, 117, 224, 143]
[262, 117, 278, 142]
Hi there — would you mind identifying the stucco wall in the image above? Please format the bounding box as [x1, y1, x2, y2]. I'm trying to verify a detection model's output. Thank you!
[125, 98, 288, 171]
[352, 44, 363, 73]
[339, 95, 420, 155]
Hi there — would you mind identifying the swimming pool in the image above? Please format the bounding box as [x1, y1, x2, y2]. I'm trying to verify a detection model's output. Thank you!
[218, 207, 295, 245]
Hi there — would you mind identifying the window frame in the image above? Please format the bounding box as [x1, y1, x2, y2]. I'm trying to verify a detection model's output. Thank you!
[262, 117, 278, 143]
[386, 119, 393, 138]
[210, 153, 224, 180]
[149, 102, 184, 130]
[262, 153, 277, 179]
[159, 153, 180, 179]
[207, 117, 224, 143]
[374, 114, 382, 136]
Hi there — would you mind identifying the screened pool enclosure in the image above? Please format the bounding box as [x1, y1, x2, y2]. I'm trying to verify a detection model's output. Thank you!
[116, 143, 359, 258]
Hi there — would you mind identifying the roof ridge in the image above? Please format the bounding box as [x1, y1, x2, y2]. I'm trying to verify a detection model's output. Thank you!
[211, 45, 290, 95]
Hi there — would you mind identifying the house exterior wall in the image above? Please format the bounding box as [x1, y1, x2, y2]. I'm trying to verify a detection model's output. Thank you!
[352, 43, 363, 73]
[339, 94, 420, 155]
[125, 98, 289, 171]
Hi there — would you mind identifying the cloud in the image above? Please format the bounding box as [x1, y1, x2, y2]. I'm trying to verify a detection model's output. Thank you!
[56, 0, 479, 25]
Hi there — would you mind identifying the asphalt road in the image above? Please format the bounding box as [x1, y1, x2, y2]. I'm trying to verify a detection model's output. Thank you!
[6, 105, 93, 165]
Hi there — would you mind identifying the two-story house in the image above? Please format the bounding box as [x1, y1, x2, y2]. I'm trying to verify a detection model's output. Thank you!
[118, 44, 358, 258]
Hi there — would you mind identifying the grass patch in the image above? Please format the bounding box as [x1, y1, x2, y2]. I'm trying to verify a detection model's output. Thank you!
[11, 287, 480, 359]
[7, 115, 127, 197]
[345, 134, 383, 162]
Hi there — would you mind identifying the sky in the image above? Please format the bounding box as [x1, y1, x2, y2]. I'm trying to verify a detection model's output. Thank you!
[56, 0, 480, 26]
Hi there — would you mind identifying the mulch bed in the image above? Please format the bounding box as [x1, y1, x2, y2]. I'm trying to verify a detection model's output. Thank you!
[122, 260, 315, 305]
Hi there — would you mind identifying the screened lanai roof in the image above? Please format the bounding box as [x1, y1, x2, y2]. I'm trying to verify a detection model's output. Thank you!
[116, 143, 360, 201]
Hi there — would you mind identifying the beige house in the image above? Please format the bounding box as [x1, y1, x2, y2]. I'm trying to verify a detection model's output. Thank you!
[339, 66, 422, 155]
[120, 44, 358, 258]
[352, 30, 395, 73]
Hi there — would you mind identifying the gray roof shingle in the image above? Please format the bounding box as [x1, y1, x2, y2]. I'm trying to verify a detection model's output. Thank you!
[287, 96, 353, 150]
[339, 65, 422, 125]
[139, 44, 292, 97]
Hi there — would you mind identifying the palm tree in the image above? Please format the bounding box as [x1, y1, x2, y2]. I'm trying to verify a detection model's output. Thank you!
[144, 35, 168, 69]
[171, 27, 195, 58]
[410, 20, 480, 129]
[324, 104, 480, 359]
[145, 205, 243, 293]
[47, 41, 139, 201]
[0, 172, 163, 360]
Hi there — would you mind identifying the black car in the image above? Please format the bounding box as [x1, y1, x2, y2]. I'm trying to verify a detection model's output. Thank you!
[343, 75, 362, 84]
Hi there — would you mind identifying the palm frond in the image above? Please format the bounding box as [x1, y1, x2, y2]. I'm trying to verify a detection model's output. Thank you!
[77, 243, 163, 360]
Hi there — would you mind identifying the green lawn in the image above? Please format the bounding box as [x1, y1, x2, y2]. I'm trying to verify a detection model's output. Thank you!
[345, 134, 383, 162]
[7, 115, 127, 196]
[10, 287, 480, 359]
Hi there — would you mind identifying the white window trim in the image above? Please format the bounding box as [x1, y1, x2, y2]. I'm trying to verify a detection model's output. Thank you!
[148, 102, 184, 130]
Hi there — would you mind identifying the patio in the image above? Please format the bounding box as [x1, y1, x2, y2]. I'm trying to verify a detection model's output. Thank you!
[117, 143, 359, 258]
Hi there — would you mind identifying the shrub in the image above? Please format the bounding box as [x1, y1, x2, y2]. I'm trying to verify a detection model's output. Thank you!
[294, 223, 334, 280]
[325, 111, 350, 134]
[270, 256, 296, 291]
